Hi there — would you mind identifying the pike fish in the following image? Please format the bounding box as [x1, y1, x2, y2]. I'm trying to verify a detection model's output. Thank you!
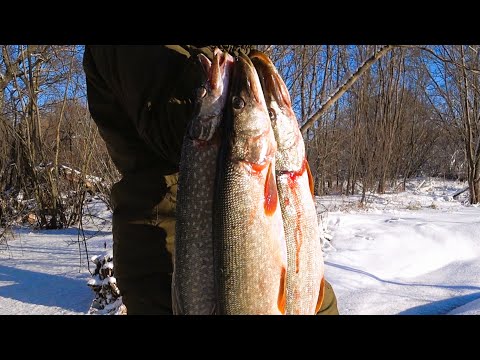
[251, 51, 325, 315]
[173, 49, 234, 314]
[213, 54, 288, 315]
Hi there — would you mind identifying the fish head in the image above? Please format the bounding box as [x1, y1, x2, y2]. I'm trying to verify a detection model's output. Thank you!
[250, 51, 305, 172]
[228, 53, 276, 170]
[188, 49, 234, 142]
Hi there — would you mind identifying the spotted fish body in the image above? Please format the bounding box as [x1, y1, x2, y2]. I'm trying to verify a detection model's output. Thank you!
[251, 51, 325, 315]
[213, 54, 288, 315]
[173, 50, 234, 314]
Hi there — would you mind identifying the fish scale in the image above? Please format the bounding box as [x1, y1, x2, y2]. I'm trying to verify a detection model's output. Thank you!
[277, 165, 324, 314]
[213, 54, 287, 315]
[251, 51, 325, 315]
[173, 50, 233, 315]
[174, 143, 219, 314]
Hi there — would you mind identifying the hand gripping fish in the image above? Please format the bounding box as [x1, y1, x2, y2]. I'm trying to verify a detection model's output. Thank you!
[251, 51, 325, 315]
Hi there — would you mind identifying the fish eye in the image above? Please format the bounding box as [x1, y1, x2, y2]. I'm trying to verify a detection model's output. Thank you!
[232, 96, 245, 110]
[196, 86, 207, 99]
[268, 108, 276, 121]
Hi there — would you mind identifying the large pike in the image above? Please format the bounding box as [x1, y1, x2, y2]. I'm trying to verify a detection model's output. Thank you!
[251, 51, 325, 315]
[173, 49, 234, 314]
[213, 54, 288, 314]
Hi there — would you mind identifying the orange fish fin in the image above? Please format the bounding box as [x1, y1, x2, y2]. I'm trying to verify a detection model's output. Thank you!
[264, 163, 278, 216]
[315, 276, 326, 314]
[278, 266, 287, 315]
[306, 160, 315, 197]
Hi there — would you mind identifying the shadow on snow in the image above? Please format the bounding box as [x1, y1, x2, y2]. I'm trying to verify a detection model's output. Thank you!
[325, 261, 480, 291]
[326, 261, 480, 315]
[398, 292, 480, 315]
[0, 265, 91, 313]
[14, 227, 111, 238]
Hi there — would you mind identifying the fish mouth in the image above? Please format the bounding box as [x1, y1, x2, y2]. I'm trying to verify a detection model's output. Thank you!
[227, 51, 277, 170]
[189, 49, 233, 142]
[250, 51, 300, 153]
[250, 50, 293, 112]
[210, 49, 235, 94]
[198, 49, 235, 93]
[231, 53, 265, 106]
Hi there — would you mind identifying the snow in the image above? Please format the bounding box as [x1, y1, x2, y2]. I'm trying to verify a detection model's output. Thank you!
[320, 178, 480, 315]
[99, 297, 124, 315]
[102, 277, 116, 286]
[448, 298, 480, 315]
[1, 178, 479, 315]
[87, 278, 99, 286]
[0, 198, 113, 315]
[102, 262, 114, 270]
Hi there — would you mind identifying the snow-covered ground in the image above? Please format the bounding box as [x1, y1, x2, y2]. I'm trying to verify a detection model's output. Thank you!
[0, 200, 113, 315]
[1, 178, 479, 315]
[320, 178, 480, 315]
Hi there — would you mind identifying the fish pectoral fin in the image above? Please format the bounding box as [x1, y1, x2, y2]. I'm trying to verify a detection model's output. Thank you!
[277, 266, 287, 315]
[315, 276, 326, 315]
[306, 160, 315, 198]
[264, 163, 278, 216]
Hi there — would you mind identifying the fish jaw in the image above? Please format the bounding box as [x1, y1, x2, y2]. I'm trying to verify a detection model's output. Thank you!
[250, 52, 305, 172]
[188, 50, 234, 143]
[228, 53, 277, 166]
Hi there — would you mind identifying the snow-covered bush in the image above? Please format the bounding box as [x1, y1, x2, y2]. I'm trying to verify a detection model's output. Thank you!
[87, 250, 126, 315]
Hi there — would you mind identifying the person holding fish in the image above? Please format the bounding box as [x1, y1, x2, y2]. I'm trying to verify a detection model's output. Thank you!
[83, 45, 339, 315]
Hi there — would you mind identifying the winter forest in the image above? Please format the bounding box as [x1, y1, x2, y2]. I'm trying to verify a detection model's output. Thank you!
[1, 45, 480, 315]
[1, 45, 479, 231]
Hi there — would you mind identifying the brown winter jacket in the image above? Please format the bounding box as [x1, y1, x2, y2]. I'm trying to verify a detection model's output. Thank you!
[83, 45, 253, 176]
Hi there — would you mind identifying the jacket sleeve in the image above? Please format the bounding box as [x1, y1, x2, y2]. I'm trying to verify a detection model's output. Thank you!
[83, 45, 210, 175]
[83, 45, 162, 175]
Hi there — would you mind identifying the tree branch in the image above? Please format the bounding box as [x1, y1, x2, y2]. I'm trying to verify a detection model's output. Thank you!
[301, 45, 395, 135]
[400, 45, 480, 75]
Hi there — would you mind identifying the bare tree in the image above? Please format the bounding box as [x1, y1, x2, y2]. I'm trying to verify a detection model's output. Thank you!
[423, 45, 480, 203]
[2, 43, 478, 236]
[1, 45, 117, 228]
